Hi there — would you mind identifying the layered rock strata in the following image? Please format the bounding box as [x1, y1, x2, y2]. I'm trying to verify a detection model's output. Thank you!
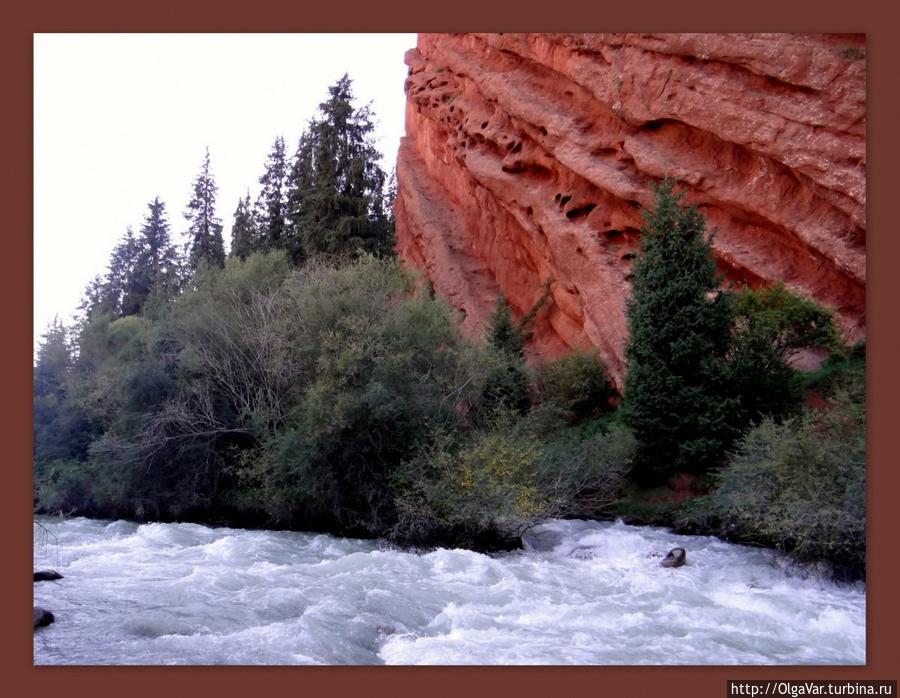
[394, 33, 866, 389]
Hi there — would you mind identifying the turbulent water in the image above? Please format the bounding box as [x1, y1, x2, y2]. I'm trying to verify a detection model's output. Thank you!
[32, 516, 865, 665]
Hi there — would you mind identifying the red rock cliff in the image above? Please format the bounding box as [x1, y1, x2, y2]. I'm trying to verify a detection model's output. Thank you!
[393, 33, 866, 389]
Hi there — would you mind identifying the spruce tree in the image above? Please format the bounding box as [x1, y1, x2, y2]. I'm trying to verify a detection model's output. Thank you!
[255, 136, 289, 252]
[79, 226, 141, 322]
[486, 281, 552, 358]
[230, 193, 258, 260]
[184, 148, 226, 272]
[286, 74, 393, 261]
[33, 317, 79, 464]
[34, 316, 70, 403]
[125, 197, 181, 315]
[622, 179, 736, 484]
[488, 293, 527, 358]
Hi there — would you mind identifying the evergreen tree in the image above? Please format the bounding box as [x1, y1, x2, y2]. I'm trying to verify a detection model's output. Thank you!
[286, 74, 393, 261]
[622, 179, 736, 484]
[79, 226, 141, 322]
[108, 226, 142, 312]
[230, 193, 258, 260]
[385, 167, 397, 226]
[79, 274, 112, 324]
[125, 197, 181, 315]
[488, 293, 526, 358]
[34, 316, 70, 403]
[33, 316, 87, 464]
[482, 286, 551, 416]
[486, 281, 552, 359]
[184, 148, 226, 272]
[255, 136, 289, 252]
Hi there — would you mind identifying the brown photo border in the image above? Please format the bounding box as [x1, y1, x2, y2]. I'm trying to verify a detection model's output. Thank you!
[7, 1, 897, 696]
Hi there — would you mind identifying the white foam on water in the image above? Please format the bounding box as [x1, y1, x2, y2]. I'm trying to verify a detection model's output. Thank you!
[33, 516, 865, 665]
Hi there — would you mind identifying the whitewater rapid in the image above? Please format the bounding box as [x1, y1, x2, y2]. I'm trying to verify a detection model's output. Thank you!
[32, 517, 865, 665]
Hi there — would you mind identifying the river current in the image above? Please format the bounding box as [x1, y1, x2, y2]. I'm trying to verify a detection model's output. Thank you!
[32, 516, 865, 665]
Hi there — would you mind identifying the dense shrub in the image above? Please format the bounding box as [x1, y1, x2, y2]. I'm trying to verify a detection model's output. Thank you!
[711, 387, 865, 578]
[34, 459, 98, 515]
[389, 410, 546, 549]
[728, 284, 840, 426]
[254, 259, 488, 533]
[531, 351, 613, 421]
[535, 421, 634, 518]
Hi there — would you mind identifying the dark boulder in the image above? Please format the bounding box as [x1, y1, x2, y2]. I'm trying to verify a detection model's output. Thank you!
[34, 570, 64, 582]
[660, 547, 686, 568]
[33, 607, 55, 628]
[522, 527, 566, 553]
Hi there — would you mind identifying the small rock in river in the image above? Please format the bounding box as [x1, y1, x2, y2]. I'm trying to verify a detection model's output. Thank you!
[34, 570, 64, 582]
[660, 547, 686, 568]
[34, 607, 55, 629]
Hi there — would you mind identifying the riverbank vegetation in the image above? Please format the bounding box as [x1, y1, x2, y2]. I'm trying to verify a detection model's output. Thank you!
[34, 78, 865, 579]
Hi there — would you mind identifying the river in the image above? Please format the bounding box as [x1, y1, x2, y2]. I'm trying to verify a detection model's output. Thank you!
[32, 516, 865, 665]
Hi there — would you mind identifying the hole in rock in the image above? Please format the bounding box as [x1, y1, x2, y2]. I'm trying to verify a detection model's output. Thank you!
[481, 121, 488, 129]
[559, 194, 572, 207]
[566, 203, 597, 220]
[502, 162, 552, 177]
[641, 118, 677, 132]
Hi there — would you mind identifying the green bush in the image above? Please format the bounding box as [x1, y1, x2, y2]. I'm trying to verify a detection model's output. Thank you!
[34, 459, 97, 515]
[390, 411, 547, 549]
[728, 284, 840, 426]
[531, 351, 613, 421]
[711, 388, 865, 579]
[238, 255, 491, 534]
[535, 421, 634, 518]
[800, 341, 865, 402]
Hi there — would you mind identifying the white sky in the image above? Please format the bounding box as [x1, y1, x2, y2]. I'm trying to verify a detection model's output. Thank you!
[34, 33, 416, 351]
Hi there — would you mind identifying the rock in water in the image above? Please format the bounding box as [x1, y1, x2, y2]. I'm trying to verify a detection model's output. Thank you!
[660, 547, 687, 568]
[34, 607, 55, 628]
[394, 33, 866, 390]
[34, 570, 63, 582]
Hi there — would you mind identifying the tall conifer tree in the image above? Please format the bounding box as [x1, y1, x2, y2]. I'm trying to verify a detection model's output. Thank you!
[33, 316, 81, 464]
[230, 193, 258, 260]
[255, 136, 289, 252]
[622, 179, 736, 483]
[125, 197, 180, 315]
[287, 74, 393, 261]
[34, 316, 70, 403]
[184, 148, 226, 272]
[79, 226, 141, 321]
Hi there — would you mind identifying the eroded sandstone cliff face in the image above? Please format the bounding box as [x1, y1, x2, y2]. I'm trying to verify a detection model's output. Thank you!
[394, 33, 866, 389]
